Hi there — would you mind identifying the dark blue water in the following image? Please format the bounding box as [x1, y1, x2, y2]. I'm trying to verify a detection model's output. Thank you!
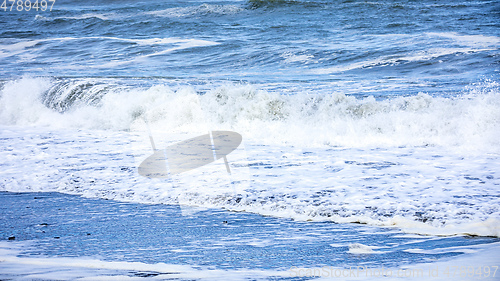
[1, 0, 499, 95]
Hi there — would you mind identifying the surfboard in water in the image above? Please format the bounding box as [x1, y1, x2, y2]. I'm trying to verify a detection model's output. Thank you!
[138, 131, 242, 178]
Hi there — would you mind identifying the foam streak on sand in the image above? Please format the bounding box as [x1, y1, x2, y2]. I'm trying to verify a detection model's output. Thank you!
[1, 240, 499, 280]
[0, 242, 287, 281]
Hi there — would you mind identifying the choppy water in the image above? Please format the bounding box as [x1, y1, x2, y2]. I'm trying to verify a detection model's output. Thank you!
[1, 0, 499, 91]
[1, 1, 500, 275]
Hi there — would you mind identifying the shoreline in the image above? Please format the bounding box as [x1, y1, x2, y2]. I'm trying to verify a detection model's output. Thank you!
[1, 191, 498, 280]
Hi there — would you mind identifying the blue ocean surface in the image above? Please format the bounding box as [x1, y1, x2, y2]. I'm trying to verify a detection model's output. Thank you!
[1, 0, 500, 280]
[1, 0, 499, 93]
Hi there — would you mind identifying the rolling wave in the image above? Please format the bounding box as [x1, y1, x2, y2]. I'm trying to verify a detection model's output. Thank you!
[148, 4, 244, 18]
[1, 77, 499, 150]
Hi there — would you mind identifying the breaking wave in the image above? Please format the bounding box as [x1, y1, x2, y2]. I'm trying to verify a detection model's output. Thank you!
[1, 77, 499, 150]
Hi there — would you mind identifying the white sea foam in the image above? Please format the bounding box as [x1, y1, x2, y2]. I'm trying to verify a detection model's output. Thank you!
[2, 241, 499, 280]
[2, 77, 499, 150]
[1, 78, 499, 237]
[347, 243, 385, 254]
[371, 32, 500, 47]
[0, 40, 41, 59]
[0, 241, 287, 281]
[297, 243, 500, 280]
[34, 13, 115, 21]
[148, 4, 244, 18]
[281, 51, 315, 64]
[313, 47, 497, 74]
[314, 32, 499, 75]
[403, 245, 479, 255]
[0, 36, 217, 47]
[426, 32, 500, 46]
[0, 37, 219, 63]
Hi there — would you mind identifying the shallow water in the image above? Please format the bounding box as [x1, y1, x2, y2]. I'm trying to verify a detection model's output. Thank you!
[1, 192, 498, 276]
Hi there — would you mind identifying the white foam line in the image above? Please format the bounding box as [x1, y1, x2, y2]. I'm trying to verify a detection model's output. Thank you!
[312, 47, 497, 74]
[146, 4, 244, 18]
[0, 36, 217, 47]
[0, 242, 288, 281]
[302, 242, 500, 280]
[426, 32, 500, 45]
[0, 36, 219, 67]
[0, 37, 219, 59]
[95, 39, 219, 68]
[347, 243, 388, 254]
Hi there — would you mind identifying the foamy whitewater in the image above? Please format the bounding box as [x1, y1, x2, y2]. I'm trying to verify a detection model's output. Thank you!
[1, 0, 499, 279]
[1, 77, 499, 237]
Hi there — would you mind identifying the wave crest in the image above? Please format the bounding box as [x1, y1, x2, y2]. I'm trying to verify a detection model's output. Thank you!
[1, 77, 499, 150]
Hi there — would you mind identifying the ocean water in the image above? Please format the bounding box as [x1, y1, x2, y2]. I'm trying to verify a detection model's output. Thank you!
[1, 0, 500, 279]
